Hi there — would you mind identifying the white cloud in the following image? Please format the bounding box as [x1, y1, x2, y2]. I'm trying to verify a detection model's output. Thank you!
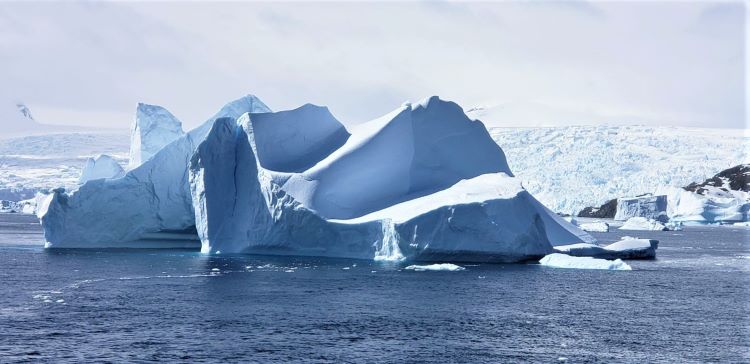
[0, 1, 744, 130]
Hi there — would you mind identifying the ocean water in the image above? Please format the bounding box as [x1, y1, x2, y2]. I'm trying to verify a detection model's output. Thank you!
[0, 213, 748, 363]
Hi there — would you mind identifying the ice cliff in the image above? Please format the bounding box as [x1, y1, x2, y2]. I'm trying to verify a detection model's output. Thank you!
[40, 95, 595, 262]
[614, 195, 668, 222]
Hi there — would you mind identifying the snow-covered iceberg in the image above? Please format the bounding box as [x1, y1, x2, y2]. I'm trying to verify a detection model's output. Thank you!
[128, 103, 184, 168]
[539, 253, 632, 270]
[555, 237, 658, 260]
[578, 221, 609, 232]
[619, 217, 668, 231]
[615, 195, 668, 223]
[40, 95, 595, 262]
[78, 154, 124, 184]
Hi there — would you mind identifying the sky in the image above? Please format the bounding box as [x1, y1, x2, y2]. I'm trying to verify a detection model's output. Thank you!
[0, 1, 745, 130]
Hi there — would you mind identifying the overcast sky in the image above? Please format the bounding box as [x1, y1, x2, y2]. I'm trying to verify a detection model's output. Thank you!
[0, 1, 745, 130]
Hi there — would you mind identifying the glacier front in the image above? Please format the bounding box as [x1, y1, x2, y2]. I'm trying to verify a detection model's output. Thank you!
[40, 94, 596, 263]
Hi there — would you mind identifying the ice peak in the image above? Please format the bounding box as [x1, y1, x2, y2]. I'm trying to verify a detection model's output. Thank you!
[15, 102, 34, 121]
[410, 95, 449, 110]
[129, 103, 184, 168]
[212, 94, 272, 121]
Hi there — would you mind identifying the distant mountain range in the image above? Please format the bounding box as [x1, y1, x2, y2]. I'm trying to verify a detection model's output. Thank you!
[0, 101, 124, 138]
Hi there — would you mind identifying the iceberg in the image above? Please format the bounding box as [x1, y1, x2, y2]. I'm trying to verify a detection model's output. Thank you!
[188, 97, 593, 262]
[78, 154, 124, 184]
[128, 103, 185, 168]
[40, 95, 595, 263]
[615, 195, 668, 223]
[39, 95, 271, 248]
[555, 237, 658, 259]
[619, 217, 668, 231]
[578, 221, 609, 232]
[539, 253, 632, 270]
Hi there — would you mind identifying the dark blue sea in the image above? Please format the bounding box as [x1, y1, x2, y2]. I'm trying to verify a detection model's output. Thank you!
[1, 213, 748, 363]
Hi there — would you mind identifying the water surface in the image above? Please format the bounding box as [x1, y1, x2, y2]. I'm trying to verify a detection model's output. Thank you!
[1, 214, 748, 363]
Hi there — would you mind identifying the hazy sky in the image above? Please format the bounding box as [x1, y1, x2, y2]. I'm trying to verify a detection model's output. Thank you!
[0, 1, 745, 129]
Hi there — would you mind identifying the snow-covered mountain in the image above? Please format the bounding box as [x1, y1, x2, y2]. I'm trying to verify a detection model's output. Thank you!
[489, 126, 748, 215]
[0, 101, 118, 138]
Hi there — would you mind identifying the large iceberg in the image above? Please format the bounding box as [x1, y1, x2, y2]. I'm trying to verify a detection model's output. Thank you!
[189, 97, 592, 262]
[40, 95, 595, 262]
[128, 103, 185, 168]
[78, 154, 124, 184]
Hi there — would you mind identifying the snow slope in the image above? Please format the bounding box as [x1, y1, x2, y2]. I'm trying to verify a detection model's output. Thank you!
[489, 126, 748, 215]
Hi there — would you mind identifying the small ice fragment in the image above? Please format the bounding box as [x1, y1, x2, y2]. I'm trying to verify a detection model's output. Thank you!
[404, 263, 465, 272]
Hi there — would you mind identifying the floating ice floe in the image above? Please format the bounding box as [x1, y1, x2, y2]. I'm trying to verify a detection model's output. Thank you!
[555, 237, 658, 260]
[578, 222, 609, 232]
[404, 263, 466, 272]
[619, 217, 668, 231]
[539, 253, 632, 270]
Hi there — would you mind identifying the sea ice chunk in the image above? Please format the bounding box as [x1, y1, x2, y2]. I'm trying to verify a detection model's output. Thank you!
[578, 222, 609, 232]
[404, 263, 466, 272]
[619, 217, 668, 231]
[539, 253, 632, 270]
